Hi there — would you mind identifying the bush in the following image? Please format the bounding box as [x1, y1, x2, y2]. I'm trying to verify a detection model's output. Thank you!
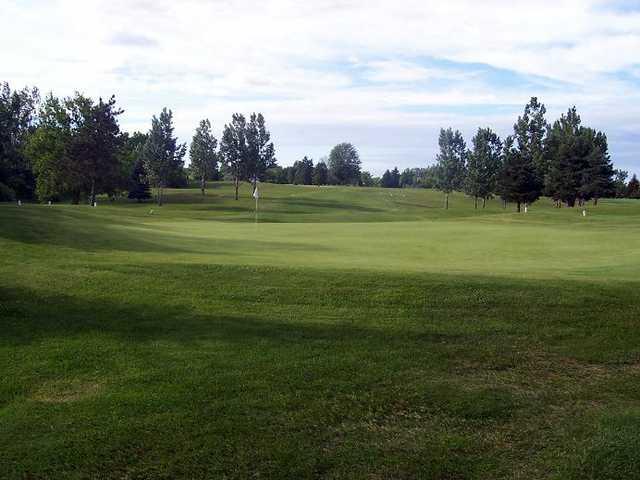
[0, 182, 16, 201]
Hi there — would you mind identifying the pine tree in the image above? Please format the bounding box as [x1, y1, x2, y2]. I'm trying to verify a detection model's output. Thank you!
[579, 129, 614, 205]
[381, 169, 392, 188]
[435, 128, 467, 209]
[142, 108, 186, 206]
[497, 136, 542, 212]
[627, 174, 640, 199]
[312, 161, 328, 185]
[293, 156, 314, 185]
[514, 97, 548, 181]
[127, 157, 151, 201]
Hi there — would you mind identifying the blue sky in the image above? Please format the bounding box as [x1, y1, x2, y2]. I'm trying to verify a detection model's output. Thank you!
[2, 0, 639, 175]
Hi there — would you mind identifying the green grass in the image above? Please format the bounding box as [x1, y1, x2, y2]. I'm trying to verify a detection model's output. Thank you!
[1, 182, 640, 479]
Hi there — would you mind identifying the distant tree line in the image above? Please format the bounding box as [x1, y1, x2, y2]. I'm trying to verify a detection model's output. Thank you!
[428, 98, 621, 211]
[0, 81, 278, 205]
[2, 83, 635, 209]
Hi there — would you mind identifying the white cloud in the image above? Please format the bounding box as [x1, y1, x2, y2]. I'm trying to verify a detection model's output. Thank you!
[0, 0, 639, 172]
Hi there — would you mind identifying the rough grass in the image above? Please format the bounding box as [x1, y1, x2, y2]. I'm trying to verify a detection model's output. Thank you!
[1, 182, 640, 479]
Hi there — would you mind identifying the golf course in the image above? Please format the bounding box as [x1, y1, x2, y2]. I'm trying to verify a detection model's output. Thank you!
[2, 182, 640, 479]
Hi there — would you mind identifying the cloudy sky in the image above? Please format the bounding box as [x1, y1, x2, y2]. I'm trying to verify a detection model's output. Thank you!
[2, 0, 639, 174]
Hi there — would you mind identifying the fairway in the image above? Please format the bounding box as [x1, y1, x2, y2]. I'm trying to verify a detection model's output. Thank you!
[2, 183, 640, 479]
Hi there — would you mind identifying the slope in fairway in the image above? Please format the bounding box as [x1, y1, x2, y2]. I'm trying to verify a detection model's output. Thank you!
[2, 183, 640, 479]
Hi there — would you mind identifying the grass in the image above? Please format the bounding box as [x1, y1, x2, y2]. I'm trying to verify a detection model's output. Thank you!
[1, 182, 640, 479]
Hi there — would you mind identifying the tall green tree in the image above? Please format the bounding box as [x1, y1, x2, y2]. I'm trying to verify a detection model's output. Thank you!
[514, 97, 548, 181]
[578, 129, 614, 205]
[293, 156, 314, 185]
[465, 127, 502, 208]
[245, 113, 276, 188]
[328, 143, 361, 185]
[189, 119, 218, 195]
[627, 174, 640, 199]
[613, 169, 629, 198]
[219, 113, 246, 200]
[143, 108, 186, 206]
[312, 161, 328, 185]
[434, 128, 467, 209]
[0, 82, 40, 200]
[26, 94, 73, 202]
[66, 94, 123, 205]
[497, 136, 542, 212]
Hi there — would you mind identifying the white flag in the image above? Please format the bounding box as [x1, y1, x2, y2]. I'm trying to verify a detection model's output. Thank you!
[253, 185, 259, 199]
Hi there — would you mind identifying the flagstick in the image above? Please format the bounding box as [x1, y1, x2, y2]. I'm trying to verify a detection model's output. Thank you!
[255, 194, 258, 224]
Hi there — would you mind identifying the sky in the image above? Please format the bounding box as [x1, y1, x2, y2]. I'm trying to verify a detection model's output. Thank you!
[2, 0, 639, 175]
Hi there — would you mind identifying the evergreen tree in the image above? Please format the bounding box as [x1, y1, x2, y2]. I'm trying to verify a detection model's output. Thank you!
[380, 169, 393, 188]
[434, 128, 467, 209]
[579, 129, 614, 205]
[142, 108, 186, 206]
[189, 119, 218, 195]
[66, 94, 124, 205]
[312, 161, 328, 185]
[497, 136, 542, 212]
[127, 157, 151, 201]
[514, 97, 548, 181]
[293, 156, 314, 185]
[465, 127, 502, 208]
[399, 168, 416, 188]
[390, 167, 400, 188]
[613, 170, 629, 198]
[328, 143, 361, 185]
[627, 174, 640, 199]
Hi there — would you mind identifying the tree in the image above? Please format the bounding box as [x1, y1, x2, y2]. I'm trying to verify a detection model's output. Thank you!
[465, 127, 502, 208]
[497, 136, 542, 212]
[399, 168, 416, 188]
[514, 97, 548, 181]
[219, 113, 246, 200]
[245, 113, 276, 189]
[613, 170, 629, 198]
[360, 171, 376, 187]
[578, 129, 614, 205]
[328, 143, 361, 185]
[0, 82, 39, 201]
[627, 174, 640, 199]
[66, 94, 124, 205]
[381, 167, 400, 188]
[544, 107, 610, 207]
[143, 108, 186, 206]
[435, 128, 467, 209]
[293, 156, 314, 185]
[313, 161, 329, 185]
[128, 156, 151, 201]
[27, 94, 72, 202]
[189, 119, 218, 195]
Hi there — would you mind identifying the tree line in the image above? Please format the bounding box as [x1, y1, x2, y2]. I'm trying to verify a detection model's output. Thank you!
[1, 83, 636, 208]
[0, 82, 281, 205]
[430, 98, 620, 211]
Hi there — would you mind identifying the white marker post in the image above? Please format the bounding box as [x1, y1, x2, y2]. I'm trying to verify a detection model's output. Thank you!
[582, 209, 587, 217]
[17, 200, 21, 206]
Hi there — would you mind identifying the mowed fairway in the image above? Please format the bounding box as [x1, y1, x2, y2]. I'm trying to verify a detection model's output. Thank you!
[2, 183, 640, 479]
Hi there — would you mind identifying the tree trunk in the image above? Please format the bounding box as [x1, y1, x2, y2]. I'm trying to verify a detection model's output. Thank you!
[517, 201, 521, 213]
[594, 197, 598, 206]
[201, 175, 206, 196]
[234, 176, 239, 200]
[90, 178, 96, 206]
[482, 197, 486, 208]
[445, 193, 449, 210]
[474, 196, 478, 209]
